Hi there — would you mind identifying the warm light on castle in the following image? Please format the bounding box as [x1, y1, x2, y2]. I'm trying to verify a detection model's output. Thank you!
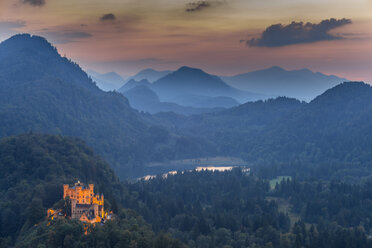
[48, 181, 109, 224]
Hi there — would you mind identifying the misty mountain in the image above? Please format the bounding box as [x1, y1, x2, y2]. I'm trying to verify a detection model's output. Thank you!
[120, 75, 240, 111]
[119, 78, 152, 92]
[221, 66, 346, 101]
[126, 68, 171, 82]
[122, 84, 224, 115]
[87, 69, 127, 91]
[0, 34, 206, 179]
[151, 66, 264, 107]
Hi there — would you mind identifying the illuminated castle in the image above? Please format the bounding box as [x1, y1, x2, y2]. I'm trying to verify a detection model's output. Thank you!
[63, 181, 105, 223]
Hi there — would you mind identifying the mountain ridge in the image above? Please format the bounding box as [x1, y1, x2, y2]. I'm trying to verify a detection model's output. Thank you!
[221, 66, 346, 101]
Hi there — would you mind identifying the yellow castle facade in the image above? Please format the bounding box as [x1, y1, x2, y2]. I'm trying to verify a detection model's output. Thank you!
[47, 181, 107, 224]
[63, 181, 105, 223]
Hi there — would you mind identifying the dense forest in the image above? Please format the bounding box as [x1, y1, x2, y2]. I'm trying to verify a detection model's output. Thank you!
[123, 170, 372, 248]
[2, 134, 372, 247]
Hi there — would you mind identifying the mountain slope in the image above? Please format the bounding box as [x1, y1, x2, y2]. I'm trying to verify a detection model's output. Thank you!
[0, 34, 206, 179]
[222, 66, 346, 101]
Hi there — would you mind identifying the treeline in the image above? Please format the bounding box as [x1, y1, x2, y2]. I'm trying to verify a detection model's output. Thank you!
[273, 179, 372, 230]
[122, 170, 372, 248]
[123, 169, 290, 247]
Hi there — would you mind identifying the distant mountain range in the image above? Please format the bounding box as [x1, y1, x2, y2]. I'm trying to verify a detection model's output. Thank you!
[87, 70, 127, 91]
[151, 66, 263, 105]
[118, 67, 260, 114]
[221, 66, 346, 101]
[118, 65, 345, 113]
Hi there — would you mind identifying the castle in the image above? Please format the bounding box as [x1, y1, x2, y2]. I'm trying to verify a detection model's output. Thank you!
[48, 181, 106, 224]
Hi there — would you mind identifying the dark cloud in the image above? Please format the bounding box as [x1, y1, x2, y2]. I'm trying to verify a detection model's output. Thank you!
[100, 13, 116, 22]
[21, 0, 45, 7]
[186, 1, 211, 12]
[38, 31, 92, 44]
[247, 18, 352, 47]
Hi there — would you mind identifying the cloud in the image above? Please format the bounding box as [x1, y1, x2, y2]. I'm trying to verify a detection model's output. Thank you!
[0, 20, 26, 33]
[100, 13, 116, 22]
[185, 0, 225, 12]
[21, 0, 45, 7]
[186, 1, 211, 12]
[247, 18, 352, 47]
[38, 31, 92, 44]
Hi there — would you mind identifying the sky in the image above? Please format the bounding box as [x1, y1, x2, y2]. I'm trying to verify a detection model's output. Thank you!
[0, 0, 371, 81]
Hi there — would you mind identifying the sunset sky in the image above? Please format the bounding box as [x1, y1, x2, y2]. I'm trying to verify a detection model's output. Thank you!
[0, 0, 371, 81]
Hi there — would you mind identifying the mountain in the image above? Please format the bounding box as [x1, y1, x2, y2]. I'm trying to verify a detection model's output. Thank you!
[87, 69, 127, 91]
[122, 85, 224, 115]
[151, 66, 264, 107]
[119, 78, 152, 92]
[119, 77, 239, 113]
[0, 34, 206, 179]
[221, 66, 346, 101]
[126, 68, 171, 82]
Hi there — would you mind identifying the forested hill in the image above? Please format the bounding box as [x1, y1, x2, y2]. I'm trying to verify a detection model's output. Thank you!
[152, 82, 372, 181]
[0, 34, 99, 93]
[0, 133, 185, 248]
[0, 34, 207, 179]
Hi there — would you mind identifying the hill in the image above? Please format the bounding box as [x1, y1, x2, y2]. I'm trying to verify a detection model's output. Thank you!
[151, 66, 263, 107]
[222, 66, 346, 101]
[151, 82, 372, 181]
[0, 133, 185, 248]
[0, 34, 206, 179]
[0, 133, 118, 245]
